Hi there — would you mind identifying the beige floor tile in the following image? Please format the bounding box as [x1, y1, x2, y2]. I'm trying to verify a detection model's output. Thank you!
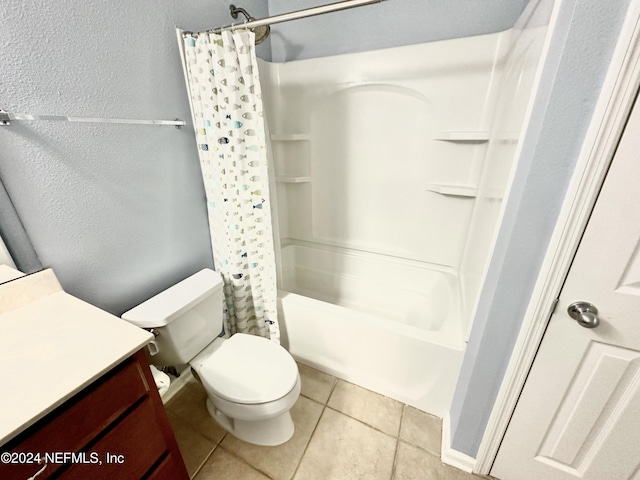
[167, 412, 216, 478]
[298, 362, 337, 404]
[166, 377, 227, 444]
[194, 447, 270, 480]
[221, 396, 324, 480]
[393, 441, 444, 480]
[400, 405, 442, 455]
[328, 380, 403, 436]
[294, 408, 396, 480]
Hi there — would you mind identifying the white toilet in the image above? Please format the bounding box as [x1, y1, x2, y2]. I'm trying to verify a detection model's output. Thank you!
[121, 268, 300, 446]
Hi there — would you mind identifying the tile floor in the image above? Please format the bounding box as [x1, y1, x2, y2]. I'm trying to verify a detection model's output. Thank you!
[165, 363, 488, 480]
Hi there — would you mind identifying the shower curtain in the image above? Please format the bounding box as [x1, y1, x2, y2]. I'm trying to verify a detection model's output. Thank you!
[180, 29, 279, 342]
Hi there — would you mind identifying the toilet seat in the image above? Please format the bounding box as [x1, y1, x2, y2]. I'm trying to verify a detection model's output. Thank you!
[200, 333, 298, 405]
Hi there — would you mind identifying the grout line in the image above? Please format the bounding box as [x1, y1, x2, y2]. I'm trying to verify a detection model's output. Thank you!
[390, 438, 401, 480]
[389, 405, 405, 480]
[290, 380, 338, 480]
[299, 392, 329, 406]
[401, 437, 443, 458]
[323, 404, 401, 439]
[388, 405, 406, 479]
[324, 376, 339, 406]
[290, 406, 326, 480]
[216, 444, 278, 480]
[194, 431, 229, 479]
[166, 410, 219, 480]
[309, 373, 407, 440]
[188, 433, 222, 479]
[398, 404, 406, 438]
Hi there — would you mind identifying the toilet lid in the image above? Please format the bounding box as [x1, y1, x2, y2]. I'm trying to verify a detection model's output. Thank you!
[200, 333, 298, 404]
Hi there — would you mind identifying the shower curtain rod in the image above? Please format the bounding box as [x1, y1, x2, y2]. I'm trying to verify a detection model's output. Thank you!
[0, 109, 185, 128]
[183, 0, 383, 36]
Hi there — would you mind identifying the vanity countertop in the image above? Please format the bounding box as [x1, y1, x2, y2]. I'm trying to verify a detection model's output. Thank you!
[0, 267, 153, 445]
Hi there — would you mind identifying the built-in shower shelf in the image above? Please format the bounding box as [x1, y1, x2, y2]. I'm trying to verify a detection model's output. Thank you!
[425, 184, 477, 197]
[270, 133, 311, 141]
[434, 131, 490, 142]
[276, 175, 312, 184]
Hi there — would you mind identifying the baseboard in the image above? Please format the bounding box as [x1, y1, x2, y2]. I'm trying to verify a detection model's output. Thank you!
[441, 413, 477, 473]
[161, 367, 195, 405]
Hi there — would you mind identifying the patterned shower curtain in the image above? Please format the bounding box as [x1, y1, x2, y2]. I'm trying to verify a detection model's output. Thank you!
[181, 29, 279, 342]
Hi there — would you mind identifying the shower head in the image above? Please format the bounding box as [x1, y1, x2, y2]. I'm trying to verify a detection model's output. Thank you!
[229, 4, 271, 45]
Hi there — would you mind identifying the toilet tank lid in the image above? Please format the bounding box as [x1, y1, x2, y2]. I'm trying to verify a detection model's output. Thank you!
[121, 268, 223, 329]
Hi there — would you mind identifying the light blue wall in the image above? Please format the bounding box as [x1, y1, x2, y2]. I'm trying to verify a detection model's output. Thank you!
[268, 0, 530, 62]
[448, 0, 632, 457]
[0, 181, 41, 273]
[0, 0, 269, 313]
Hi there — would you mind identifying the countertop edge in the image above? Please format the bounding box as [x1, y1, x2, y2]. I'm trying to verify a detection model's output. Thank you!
[0, 335, 152, 447]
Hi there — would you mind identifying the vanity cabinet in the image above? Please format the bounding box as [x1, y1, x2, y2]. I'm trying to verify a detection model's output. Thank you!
[0, 350, 188, 480]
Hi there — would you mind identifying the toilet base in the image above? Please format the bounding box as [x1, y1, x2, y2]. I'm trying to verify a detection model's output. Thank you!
[206, 398, 295, 446]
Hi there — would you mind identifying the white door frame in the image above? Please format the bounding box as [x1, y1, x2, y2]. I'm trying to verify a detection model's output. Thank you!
[474, 1, 640, 474]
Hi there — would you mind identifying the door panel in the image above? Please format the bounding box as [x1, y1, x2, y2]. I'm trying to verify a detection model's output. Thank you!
[537, 345, 640, 474]
[491, 93, 640, 480]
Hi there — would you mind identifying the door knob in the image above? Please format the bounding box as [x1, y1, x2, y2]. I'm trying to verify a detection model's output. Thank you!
[567, 301, 600, 328]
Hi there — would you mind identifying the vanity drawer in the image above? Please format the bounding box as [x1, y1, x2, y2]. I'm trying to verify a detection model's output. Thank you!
[62, 397, 165, 480]
[0, 357, 148, 479]
[0, 351, 188, 480]
[147, 453, 185, 479]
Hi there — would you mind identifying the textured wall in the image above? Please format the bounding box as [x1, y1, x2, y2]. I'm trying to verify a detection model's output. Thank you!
[448, 0, 632, 457]
[268, 0, 530, 61]
[0, 0, 268, 314]
[0, 180, 41, 272]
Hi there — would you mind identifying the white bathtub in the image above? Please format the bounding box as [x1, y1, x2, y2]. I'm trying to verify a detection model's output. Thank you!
[260, 33, 511, 417]
[278, 243, 465, 417]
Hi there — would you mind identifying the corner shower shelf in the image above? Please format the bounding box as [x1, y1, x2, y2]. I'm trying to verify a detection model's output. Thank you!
[276, 175, 312, 184]
[425, 184, 477, 197]
[434, 131, 490, 142]
[270, 133, 311, 141]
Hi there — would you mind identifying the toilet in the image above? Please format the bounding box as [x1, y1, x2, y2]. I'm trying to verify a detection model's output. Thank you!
[121, 268, 300, 446]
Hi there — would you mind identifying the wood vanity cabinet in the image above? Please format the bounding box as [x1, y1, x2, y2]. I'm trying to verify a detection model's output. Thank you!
[0, 350, 188, 480]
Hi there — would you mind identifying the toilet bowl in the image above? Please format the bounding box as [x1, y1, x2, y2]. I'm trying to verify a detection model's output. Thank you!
[191, 333, 301, 446]
[121, 268, 300, 446]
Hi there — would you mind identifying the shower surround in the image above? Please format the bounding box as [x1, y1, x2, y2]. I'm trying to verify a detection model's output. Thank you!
[258, 4, 550, 416]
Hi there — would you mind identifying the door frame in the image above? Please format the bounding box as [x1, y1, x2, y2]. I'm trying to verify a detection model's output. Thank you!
[474, 0, 640, 474]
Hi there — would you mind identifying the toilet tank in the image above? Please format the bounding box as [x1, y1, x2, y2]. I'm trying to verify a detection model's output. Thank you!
[122, 268, 224, 367]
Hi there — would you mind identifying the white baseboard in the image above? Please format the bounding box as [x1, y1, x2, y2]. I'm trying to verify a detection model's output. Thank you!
[160, 367, 195, 405]
[441, 413, 477, 473]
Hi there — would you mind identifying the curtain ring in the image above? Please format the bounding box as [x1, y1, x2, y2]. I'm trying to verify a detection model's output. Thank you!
[243, 16, 249, 31]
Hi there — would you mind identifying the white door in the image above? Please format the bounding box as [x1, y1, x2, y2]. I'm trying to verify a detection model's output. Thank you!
[491, 95, 640, 480]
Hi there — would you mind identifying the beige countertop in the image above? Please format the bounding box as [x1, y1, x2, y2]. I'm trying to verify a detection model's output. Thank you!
[0, 267, 152, 445]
